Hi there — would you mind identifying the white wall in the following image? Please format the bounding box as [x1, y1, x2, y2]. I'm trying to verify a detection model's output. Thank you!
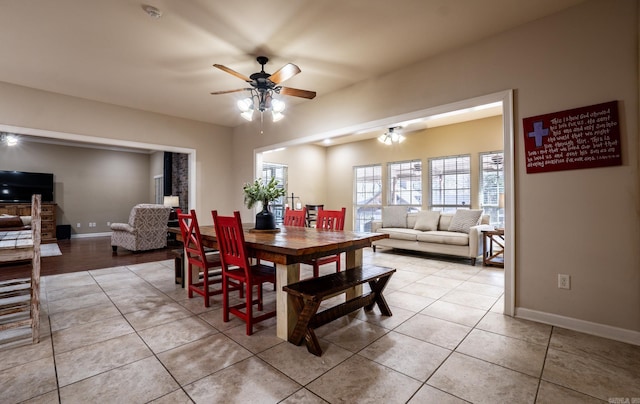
[232, 0, 640, 337]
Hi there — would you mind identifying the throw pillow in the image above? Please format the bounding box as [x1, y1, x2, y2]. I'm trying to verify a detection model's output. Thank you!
[382, 206, 407, 228]
[413, 210, 441, 231]
[0, 215, 24, 228]
[448, 209, 483, 234]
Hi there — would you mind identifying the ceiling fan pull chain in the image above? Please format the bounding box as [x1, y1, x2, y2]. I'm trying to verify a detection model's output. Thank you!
[260, 111, 264, 135]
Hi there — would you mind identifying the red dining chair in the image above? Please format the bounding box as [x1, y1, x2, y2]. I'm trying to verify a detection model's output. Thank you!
[212, 210, 276, 335]
[283, 207, 306, 227]
[305, 207, 346, 278]
[178, 210, 241, 307]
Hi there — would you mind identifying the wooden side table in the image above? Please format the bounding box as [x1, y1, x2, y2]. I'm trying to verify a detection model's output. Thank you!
[482, 229, 504, 267]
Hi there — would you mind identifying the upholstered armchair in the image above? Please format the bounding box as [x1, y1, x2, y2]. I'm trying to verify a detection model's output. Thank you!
[111, 204, 171, 252]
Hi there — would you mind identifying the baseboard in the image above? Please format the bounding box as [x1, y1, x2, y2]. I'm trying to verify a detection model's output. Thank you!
[516, 307, 640, 346]
[71, 232, 112, 239]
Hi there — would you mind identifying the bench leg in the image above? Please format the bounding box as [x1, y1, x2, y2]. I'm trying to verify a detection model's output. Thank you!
[366, 274, 393, 316]
[304, 328, 323, 356]
[288, 296, 321, 346]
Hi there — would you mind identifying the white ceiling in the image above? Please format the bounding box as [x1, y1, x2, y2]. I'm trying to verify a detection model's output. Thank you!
[0, 0, 584, 132]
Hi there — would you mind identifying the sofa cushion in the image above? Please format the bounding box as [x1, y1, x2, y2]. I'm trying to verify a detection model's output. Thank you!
[407, 212, 418, 229]
[417, 231, 469, 246]
[382, 206, 407, 228]
[413, 211, 440, 231]
[0, 215, 24, 228]
[438, 214, 453, 230]
[448, 209, 483, 234]
[377, 228, 420, 241]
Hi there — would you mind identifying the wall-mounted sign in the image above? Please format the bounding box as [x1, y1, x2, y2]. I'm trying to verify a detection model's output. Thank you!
[523, 101, 621, 174]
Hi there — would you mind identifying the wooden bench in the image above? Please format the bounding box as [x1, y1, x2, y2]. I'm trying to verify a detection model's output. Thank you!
[283, 264, 395, 356]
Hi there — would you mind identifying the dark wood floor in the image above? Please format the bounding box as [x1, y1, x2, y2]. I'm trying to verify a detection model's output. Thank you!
[0, 237, 178, 282]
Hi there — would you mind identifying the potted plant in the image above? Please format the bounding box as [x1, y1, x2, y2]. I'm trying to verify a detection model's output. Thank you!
[243, 177, 286, 230]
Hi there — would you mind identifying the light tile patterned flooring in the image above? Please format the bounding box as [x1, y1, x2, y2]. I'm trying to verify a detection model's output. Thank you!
[1, 248, 639, 403]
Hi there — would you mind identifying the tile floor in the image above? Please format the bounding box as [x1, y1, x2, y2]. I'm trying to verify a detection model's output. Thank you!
[1, 248, 639, 403]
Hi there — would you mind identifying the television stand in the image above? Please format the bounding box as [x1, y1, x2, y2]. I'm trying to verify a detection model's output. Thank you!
[0, 202, 57, 243]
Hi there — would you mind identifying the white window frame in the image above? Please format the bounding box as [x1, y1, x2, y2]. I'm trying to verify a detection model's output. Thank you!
[387, 159, 422, 211]
[428, 154, 471, 213]
[262, 162, 288, 224]
[479, 151, 504, 227]
[353, 164, 382, 232]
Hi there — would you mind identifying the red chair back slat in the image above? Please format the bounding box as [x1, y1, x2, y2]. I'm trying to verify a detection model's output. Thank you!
[212, 210, 250, 275]
[316, 207, 346, 230]
[283, 207, 306, 227]
[178, 210, 208, 268]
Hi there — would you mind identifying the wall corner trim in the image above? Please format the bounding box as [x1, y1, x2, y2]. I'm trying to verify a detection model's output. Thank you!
[515, 307, 640, 346]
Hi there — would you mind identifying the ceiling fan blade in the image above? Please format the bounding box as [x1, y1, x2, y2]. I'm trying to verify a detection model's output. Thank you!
[269, 63, 301, 84]
[279, 86, 317, 99]
[213, 64, 252, 82]
[210, 88, 247, 95]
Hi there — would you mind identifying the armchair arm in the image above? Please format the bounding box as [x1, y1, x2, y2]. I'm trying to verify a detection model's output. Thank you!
[468, 224, 494, 257]
[110, 222, 135, 233]
[371, 220, 383, 232]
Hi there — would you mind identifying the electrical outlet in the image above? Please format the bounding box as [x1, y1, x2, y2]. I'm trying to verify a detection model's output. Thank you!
[107, 221, 111, 226]
[76, 223, 81, 228]
[558, 274, 571, 289]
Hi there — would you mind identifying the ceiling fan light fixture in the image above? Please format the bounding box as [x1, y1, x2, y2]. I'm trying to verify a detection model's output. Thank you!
[272, 111, 285, 122]
[211, 56, 316, 127]
[271, 98, 285, 113]
[240, 110, 254, 121]
[378, 134, 391, 145]
[237, 98, 253, 112]
[378, 127, 405, 145]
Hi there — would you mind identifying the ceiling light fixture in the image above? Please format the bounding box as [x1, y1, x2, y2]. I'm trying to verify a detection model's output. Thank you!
[378, 127, 405, 145]
[237, 89, 286, 123]
[141, 4, 162, 19]
[0, 132, 18, 146]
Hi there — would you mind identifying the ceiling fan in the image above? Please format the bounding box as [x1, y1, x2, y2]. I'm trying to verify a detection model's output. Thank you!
[211, 56, 316, 122]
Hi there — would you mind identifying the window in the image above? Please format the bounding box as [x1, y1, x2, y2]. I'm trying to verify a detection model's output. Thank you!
[429, 155, 471, 213]
[154, 175, 163, 205]
[353, 165, 382, 232]
[262, 163, 288, 224]
[387, 160, 422, 211]
[480, 151, 504, 227]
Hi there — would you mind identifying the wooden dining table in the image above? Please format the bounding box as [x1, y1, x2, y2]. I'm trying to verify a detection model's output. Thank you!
[174, 225, 388, 340]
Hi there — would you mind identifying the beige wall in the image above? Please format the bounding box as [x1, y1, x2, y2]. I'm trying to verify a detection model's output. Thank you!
[322, 116, 503, 229]
[0, 0, 636, 338]
[232, 0, 640, 335]
[0, 141, 151, 235]
[262, 144, 327, 212]
[150, 151, 164, 203]
[0, 81, 235, 225]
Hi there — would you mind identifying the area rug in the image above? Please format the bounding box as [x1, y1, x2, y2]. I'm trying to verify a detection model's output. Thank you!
[41, 243, 62, 257]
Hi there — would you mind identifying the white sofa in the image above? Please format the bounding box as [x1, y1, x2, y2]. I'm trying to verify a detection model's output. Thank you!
[371, 207, 492, 265]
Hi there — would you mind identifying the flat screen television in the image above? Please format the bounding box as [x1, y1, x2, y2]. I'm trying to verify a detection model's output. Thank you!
[0, 170, 54, 203]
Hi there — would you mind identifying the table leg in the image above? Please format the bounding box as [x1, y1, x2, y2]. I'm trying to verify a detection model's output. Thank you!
[276, 262, 300, 340]
[345, 249, 363, 300]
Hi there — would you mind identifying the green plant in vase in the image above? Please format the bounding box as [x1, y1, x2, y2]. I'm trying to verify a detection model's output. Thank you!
[243, 177, 286, 230]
